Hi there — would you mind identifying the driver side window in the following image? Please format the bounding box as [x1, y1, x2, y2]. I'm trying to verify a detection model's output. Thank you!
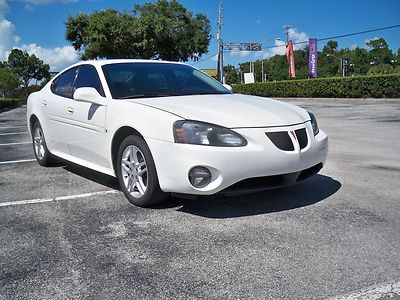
[73, 65, 105, 97]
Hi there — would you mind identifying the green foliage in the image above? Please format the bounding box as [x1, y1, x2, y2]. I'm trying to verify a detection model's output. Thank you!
[323, 40, 338, 54]
[6, 49, 50, 89]
[0, 68, 20, 97]
[233, 74, 400, 98]
[234, 38, 398, 82]
[66, 10, 139, 60]
[366, 38, 393, 65]
[0, 98, 25, 109]
[368, 64, 394, 75]
[66, 0, 211, 61]
[223, 65, 240, 84]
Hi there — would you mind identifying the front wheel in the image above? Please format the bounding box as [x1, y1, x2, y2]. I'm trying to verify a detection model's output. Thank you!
[116, 135, 167, 207]
[32, 121, 56, 167]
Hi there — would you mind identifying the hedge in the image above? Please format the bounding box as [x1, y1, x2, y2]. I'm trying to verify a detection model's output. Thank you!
[232, 74, 400, 98]
[0, 98, 25, 109]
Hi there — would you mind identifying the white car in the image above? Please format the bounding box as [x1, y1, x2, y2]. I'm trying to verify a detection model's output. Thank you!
[27, 59, 328, 207]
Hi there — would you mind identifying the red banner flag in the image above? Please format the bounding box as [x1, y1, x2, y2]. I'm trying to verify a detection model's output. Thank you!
[286, 40, 296, 79]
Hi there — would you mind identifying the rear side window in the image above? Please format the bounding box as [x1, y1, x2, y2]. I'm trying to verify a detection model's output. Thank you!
[51, 67, 78, 98]
[73, 65, 105, 97]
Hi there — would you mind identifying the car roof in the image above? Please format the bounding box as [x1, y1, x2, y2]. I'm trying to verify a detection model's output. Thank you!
[54, 59, 189, 78]
[71, 59, 185, 68]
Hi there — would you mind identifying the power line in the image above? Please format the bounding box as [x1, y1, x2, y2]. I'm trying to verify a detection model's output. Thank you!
[191, 24, 400, 65]
[261, 24, 400, 50]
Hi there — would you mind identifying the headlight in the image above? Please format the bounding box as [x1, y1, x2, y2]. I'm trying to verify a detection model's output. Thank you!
[173, 120, 247, 147]
[308, 112, 319, 136]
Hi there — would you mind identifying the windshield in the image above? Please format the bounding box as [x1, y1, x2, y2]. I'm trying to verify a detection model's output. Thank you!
[102, 62, 231, 99]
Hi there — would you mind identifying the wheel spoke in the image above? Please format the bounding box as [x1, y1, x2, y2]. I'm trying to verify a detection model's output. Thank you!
[121, 159, 131, 172]
[137, 167, 147, 176]
[127, 177, 134, 192]
[136, 161, 146, 169]
[132, 149, 140, 164]
[136, 181, 145, 195]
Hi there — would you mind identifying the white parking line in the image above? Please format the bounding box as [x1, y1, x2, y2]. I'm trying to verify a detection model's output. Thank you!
[0, 126, 27, 129]
[0, 142, 31, 146]
[0, 190, 120, 207]
[0, 132, 28, 136]
[329, 280, 400, 300]
[0, 159, 36, 165]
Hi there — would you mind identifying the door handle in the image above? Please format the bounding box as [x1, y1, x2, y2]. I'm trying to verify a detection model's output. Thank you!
[41, 100, 47, 107]
[67, 107, 74, 114]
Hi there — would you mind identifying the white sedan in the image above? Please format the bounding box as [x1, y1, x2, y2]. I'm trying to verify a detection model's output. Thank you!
[27, 59, 328, 207]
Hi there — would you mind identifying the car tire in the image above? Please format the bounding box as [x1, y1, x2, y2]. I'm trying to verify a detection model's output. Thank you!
[32, 120, 56, 167]
[116, 135, 168, 207]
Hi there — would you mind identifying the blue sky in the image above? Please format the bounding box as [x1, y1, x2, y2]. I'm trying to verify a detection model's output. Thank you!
[0, 0, 399, 71]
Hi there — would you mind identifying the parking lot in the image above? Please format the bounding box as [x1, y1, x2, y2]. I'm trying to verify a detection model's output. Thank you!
[0, 98, 399, 299]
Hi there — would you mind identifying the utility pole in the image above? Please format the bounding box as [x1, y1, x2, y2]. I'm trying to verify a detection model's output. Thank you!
[283, 25, 291, 44]
[261, 60, 264, 82]
[217, 0, 224, 83]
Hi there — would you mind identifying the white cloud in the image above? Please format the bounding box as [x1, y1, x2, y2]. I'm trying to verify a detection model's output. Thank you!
[0, 0, 79, 70]
[0, 18, 20, 60]
[20, 44, 79, 70]
[230, 50, 252, 58]
[228, 28, 309, 62]
[288, 27, 308, 50]
[261, 27, 309, 59]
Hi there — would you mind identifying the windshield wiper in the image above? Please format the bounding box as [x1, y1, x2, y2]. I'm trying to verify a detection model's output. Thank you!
[119, 93, 171, 99]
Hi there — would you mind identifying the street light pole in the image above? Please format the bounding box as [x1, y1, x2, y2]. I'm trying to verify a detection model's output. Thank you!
[216, 0, 224, 83]
[261, 60, 264, 82]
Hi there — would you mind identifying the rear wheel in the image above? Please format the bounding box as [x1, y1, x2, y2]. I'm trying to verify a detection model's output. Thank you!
[116, 135, 167, 207]
[32, 121, 56, 167]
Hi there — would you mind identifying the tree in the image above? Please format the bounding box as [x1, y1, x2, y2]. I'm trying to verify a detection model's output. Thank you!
[322, 40, 338, 55]
[348, 47, 370, 75]
[223, 65, 239, 84]
[367, 64, 394, 75]
[66, 0, 211, 61]
[366, 38, 393, 65]
[0, 68, 20, 97]
[7, 49, 51, 89]
[66, 10, 139, 60]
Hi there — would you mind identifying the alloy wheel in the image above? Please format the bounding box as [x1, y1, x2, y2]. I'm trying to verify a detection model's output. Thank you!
[121, 145, 148, 198]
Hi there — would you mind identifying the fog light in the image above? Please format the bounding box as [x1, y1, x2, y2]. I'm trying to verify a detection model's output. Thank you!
[188, 167, 211, 188]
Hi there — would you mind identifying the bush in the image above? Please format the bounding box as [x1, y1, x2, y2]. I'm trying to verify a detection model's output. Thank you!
[232, 74, 400, 98]
[0, 98, 26, 109]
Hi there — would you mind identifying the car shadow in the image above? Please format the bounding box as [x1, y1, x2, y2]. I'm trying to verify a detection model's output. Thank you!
[62, 163, 120, 190]
[157, 174, 341, 219]
[60, 162, 340, 218]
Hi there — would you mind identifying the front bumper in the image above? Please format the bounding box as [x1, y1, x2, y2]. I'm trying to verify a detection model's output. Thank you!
[146, 121, 328, 195]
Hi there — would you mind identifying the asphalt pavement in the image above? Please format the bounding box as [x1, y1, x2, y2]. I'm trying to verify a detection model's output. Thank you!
[0, 98, 399, 300]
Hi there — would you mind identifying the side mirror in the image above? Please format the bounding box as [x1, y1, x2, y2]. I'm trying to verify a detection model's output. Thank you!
[223, 84, 233, 92]
[73, 87, 107, 106]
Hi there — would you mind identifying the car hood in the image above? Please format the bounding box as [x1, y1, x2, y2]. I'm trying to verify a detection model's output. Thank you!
[129, 94, 310, 128]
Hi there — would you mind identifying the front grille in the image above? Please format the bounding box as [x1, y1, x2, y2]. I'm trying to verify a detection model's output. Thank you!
[295, 128, 308, 149]
[265, 132, 294, 151]
[266, 127, 308, 151]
